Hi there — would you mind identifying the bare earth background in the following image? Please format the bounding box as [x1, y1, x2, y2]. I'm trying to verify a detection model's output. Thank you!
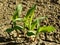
[0, 0, 60, 45]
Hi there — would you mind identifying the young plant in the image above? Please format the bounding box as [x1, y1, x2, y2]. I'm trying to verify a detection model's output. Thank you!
[6, 4, 23, 37]
[23, 4, 55, 41]
[5, 4, 56, 42]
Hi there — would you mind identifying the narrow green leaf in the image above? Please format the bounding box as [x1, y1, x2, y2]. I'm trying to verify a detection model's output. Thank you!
[31, 20, 37, 30]
[37, 26, 55, 33]
[12, 4, 22, 20]
[27, 32, 34, 36]
[25, 4, 36, 19]
[24, 4, 36, 30]
[35, 17, 46, 22]
[13, 18, 23, 22]
[39, 17, 46, 20]
[17, 4, 22, 15]
[27, 31, 36, 36]
[31, 16, 45, 30]
[46, 26, 56, 32]
[36, 19, 40, 28]
[6, 28, 14, 33]
[13, 11, 18, 20]
[34, 17, 46, 29]
[14, 25, 23, 30]
[38, 26, 48, 33]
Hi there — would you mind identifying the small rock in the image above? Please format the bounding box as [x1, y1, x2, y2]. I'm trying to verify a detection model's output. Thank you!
[57, 0, 60, 4]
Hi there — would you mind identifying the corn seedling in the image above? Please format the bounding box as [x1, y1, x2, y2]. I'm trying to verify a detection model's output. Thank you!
[6, 4, 23, 37]
[5, 4, 56, 42]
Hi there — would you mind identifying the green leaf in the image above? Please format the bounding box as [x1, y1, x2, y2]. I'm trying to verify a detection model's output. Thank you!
[46, 26, 55, 32]
[34, 17, 46, 29]
[25, 4, 36, 19]
[6, 28, 14, 33]
[13, 11, 18, 20]
[36, 19, 40, 28]
[14, 25, 23, 30]
[13, 18, 23, 22]
[37, 26, 55, 33]
[31, 20, 37, 30]
[35, 17, 46, 22]
[39, 17, 46, 20]
[27, 32, 34, 36]
[31, 16, 46, 30]
[27, 31, 36, 36]
[12, 4, 22, 20]
[24, 4, 36, 30]
[17, 4, 22, 15]
[37, 26, 48, 33]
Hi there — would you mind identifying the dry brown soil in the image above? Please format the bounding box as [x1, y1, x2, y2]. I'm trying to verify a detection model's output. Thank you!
[0, 0, 60, 45]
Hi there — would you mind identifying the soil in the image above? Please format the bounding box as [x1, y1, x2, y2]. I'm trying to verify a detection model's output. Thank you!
[0, 0, 60, 45]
